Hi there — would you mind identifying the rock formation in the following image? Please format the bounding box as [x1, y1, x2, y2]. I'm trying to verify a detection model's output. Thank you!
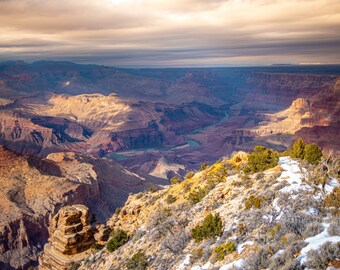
[39, 205, 95, 270]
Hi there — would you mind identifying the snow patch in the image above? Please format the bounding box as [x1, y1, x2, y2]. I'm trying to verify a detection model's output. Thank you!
[323, 177, 339, 194]
[298, 223, 340, 265]
[276, 157, 311, 193]
[237, 241, 254, 254]
[178, 254, 192, 270]
[219, 258, 245, 270]
[191, 262, 211, 270]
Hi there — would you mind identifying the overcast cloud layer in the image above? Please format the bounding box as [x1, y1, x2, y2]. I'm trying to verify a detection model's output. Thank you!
[0, 0, 340, 67]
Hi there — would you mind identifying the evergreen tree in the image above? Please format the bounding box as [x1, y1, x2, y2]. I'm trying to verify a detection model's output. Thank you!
[290, 139, 305, 159]
[304, 144, 323, 165]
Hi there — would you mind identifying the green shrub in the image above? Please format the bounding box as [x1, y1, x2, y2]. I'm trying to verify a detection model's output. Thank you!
[245, 146, 279, 173]
[182, 181, 191, 192]
[147, 184, 159, 193]
[304, 144, 323, 164]
[323, 187, 340, 215]
[185, 171, 195, 179]
[191, 213, 223, 242]
[188, 187, 209, 204]
[106, 229, 128, 252]
[70, 263, 81, 270]
[199, 162, 208, 171]
[91, 242, 104, 251]
[136, 192, 143, 199]
[170, 176, 181, 185]
[290, 139, 305, 159]
[244, 195, 266, 210]
[115, 207, 121, 215]
[194, 247, 204, 259]
[289, 139, 323, 164]
[213, 242, 236, 261]
[165, 194, 177, 204]
[126, 251, 148, 270]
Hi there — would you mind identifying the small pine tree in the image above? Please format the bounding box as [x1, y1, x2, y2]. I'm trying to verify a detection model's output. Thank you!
[304, 144, 323, 165]
[106, 230, 128, 252]
[245, 146, 279, 173]
[213, 241, 236, 260]
[290, 139, 305, 159]
[126, 251, 148, 270]
[191, 213, 223, 242]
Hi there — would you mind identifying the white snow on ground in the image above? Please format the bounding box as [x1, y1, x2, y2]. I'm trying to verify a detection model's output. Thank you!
[237, 241, 254, 254]
[191, 262, 211, 270]
[219, 258, 245, 270]
[276, 157, 311, 193]
[298, 223, 340, 265]
[276, 156, 339, 194]
[178, 254, 192, 270]
[324, 177, 339, 194]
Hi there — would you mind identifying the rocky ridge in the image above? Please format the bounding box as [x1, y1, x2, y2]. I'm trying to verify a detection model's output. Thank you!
[38, 151, 339, 270]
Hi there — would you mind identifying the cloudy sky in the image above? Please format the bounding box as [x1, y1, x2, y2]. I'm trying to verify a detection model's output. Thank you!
[0, 0, 340, 67]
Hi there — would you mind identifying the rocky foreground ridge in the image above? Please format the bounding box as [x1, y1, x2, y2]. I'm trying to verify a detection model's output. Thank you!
[39, 150, 340, 270]
[0, 147, 146, 269]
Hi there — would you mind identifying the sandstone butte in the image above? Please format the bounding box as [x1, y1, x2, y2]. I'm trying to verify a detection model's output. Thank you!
[39, 205, 110, 270]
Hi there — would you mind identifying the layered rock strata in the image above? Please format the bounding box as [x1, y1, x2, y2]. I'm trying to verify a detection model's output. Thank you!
[39, 205, 94, 270]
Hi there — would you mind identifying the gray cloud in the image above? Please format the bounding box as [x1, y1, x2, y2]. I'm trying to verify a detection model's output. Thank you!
[0, 0, 340, 67]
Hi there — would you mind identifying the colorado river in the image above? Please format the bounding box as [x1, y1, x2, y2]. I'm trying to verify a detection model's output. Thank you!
[109, 111, 229, 160]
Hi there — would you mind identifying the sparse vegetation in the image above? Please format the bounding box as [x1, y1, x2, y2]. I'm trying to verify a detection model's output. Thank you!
[115, 207, 121, 215]
[106, 229, 129, 252]
[213, 241, 236, 261]
[244, 146, 279, 173]
[199, 162, 208, 171]
[70, 263, 81, 270]
[191, 213, 223, 242]
[327, 218, 340, 236]
[290, 139, 323, 164]
[170, 176, 181, 185]
[165, 194, 177, 204]
[185, 171, 195, 179]
[126, 251, 148, 270]
[305, 241, 340, 270]
[244, 195, 266, 210]
[323, 187, 340, 215]
[188, 186, 209, 204]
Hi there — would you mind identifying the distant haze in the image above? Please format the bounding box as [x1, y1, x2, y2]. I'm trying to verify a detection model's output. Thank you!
[0, 0, 340, 67]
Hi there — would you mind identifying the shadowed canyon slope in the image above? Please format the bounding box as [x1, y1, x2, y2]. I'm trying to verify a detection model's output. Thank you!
[0, 146, 146, 269]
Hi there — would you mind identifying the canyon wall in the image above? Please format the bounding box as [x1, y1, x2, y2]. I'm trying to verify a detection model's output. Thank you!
[0, 147, 146, 269]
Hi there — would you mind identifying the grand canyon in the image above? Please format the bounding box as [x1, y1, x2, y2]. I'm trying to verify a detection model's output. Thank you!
[1, 0, 340, 269]
[0, 61, 339, 269]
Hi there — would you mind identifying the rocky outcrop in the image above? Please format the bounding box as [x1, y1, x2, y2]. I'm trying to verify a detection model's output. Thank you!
[39, 205, 95, 270]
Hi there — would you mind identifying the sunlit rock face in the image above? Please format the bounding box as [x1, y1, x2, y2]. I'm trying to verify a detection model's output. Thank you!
[39, 205, 95, 270]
